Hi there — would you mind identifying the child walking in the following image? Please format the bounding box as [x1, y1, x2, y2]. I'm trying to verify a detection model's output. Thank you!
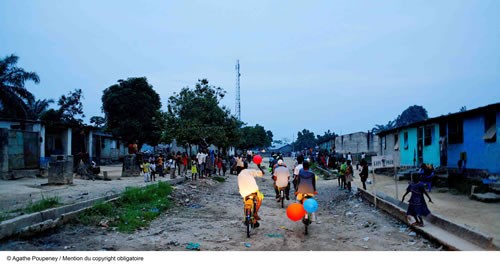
[191, 156, 198, 181]
[402, 176, 433, 227]
[141, 160, 151, 182]
[150, 162, 156, 182]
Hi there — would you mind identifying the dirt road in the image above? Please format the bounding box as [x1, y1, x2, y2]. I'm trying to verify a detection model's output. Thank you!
[0, 158, 439, 251]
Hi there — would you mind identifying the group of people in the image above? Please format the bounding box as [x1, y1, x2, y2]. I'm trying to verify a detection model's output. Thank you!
[237, 154, 318, 227]
[191, 150, 227, 180]
[236, 153, 434, 229]
[137, 149, 235, 182]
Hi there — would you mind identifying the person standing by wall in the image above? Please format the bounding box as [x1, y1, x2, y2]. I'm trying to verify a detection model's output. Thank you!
[359, 159, 369, 190]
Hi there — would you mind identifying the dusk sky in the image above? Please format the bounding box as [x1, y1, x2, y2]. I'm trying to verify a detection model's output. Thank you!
[1, 0, 499, 143]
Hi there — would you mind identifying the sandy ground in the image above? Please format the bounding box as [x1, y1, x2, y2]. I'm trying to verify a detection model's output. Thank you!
[0, 165, 150, 215]
[0, 158, 440, 251]
[352, 169, 500, 246]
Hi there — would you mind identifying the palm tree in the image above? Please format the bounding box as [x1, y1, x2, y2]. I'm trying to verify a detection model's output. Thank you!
[372, 120, 396, 133]
[26, 97, 54, 120]
[0, 54, 39, 119]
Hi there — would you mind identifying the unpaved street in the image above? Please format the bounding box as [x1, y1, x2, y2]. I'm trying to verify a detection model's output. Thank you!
[0, 158, 440, 251]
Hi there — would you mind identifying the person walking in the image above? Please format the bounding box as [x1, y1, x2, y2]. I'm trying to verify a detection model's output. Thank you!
[359, 159, 369, 190]
[157, 155, 164, 177]
[345, 159, 354, 192]
[141, 160, 151, 182]
[182, 153, 189, 177]
[402, 176, 433, 227]
[293, 155, 304, 192]
[236, 155, 244, 175]
[339, 158, 347, 189]
[191, 156, 198, 181]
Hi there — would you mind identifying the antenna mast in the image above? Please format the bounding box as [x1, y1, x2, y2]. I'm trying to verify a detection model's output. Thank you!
[235, 60, 241, 121]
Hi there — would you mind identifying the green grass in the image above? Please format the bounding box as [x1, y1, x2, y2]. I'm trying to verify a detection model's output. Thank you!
[79, 181, 173, 233]
[213, 176, 226, 182]
[0, 211, 6, 222]
[24, 195, 61, 214]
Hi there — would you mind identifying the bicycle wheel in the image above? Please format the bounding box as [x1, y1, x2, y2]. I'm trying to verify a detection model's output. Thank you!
[281, 190, 284, 208]
[303, 214, 311, 235]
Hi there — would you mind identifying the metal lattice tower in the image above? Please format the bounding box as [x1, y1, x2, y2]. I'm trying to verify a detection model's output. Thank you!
[235, 60, 241, 120]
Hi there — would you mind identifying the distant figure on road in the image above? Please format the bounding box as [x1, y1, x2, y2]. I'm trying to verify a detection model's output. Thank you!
[293, 155, 304, 192]
[273, 159, 291, 201]
[345, 159, 354, 192]
[402, 176, 433, 227]
[359, 159, 369, 190]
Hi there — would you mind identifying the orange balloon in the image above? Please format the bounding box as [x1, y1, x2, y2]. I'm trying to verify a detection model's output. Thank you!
[286, 203, 306, 222]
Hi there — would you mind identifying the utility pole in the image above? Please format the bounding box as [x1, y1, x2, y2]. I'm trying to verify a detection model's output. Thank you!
[235, 60, 241, 121]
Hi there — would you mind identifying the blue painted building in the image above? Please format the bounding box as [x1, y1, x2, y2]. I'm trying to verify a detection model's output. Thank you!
[378, 103, 499, 174]
[444, 104, 499, 173]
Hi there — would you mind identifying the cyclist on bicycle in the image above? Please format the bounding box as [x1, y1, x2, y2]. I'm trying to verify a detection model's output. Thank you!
[273, 159, 290, 201]
[295, 160, 318, 222]
[293, 155, 304, 191]
[238, 162, 265, 224]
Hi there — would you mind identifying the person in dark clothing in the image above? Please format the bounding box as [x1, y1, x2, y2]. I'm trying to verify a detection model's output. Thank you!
[296, 160, 317, 201]
[359, 159, 369, 190]
[402, 176, 433, 227]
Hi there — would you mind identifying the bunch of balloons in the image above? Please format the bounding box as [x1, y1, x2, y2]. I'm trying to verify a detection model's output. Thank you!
[286, 198, 318, 221]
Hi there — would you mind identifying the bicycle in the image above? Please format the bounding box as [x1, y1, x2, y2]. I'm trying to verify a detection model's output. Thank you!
[243, 193, 258, 238]
[299, 193, 314, 235]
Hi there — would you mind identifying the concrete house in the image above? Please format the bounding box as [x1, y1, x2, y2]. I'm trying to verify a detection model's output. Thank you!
[1, 118, 127, 180]
[442, 103, 499, 174]
[397, 122, 441, 168]
[377, 130, 401, 167]
[317, 136, 336, 152]
[0, 119, 44, 179]
[334, 131, 379, 160]
[377, 103, 499, 173]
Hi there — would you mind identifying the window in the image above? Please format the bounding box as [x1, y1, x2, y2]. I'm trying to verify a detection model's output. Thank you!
[382, 136, 387, 150]
[404, 132, 409, 150]
[424, 126, 433, 146]
[394, 134, 399, 151]
[448, 119, 464, 144]
[484, 112, 496, 143]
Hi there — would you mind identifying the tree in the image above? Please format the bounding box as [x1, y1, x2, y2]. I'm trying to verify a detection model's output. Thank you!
[395, 105, 428, 127]
[40, 89, 85, 125]
[102, 77, 163, 148]
[58, 89, 85, 125]
[0, 54, 39, 119]
[164, 79, 241, 153]
[293, 129, 317, 151]
[90, 116, 106, 128]
[460, 106, 467, 112]
[238, 124, 273, 150]
[316, 130, 336, 143]
[27, 97, 54, 120]
[372, 120, 396, 133]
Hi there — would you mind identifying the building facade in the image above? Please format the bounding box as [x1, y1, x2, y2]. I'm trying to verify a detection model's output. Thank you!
[377, 103, 499, 174]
